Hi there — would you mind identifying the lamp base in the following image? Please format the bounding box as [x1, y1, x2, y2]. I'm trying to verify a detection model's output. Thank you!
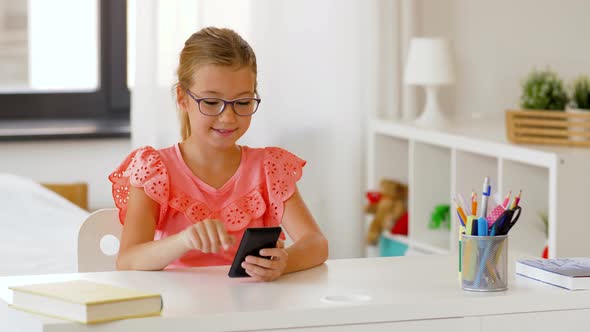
[415, 105, 451, 128]
[414, 86, 450, 129]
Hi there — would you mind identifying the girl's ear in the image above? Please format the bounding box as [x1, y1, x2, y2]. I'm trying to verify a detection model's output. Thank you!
[176, 85, 188, 112]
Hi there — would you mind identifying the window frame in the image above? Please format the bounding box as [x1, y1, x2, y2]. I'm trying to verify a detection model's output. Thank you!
[0, 0, 129, 131]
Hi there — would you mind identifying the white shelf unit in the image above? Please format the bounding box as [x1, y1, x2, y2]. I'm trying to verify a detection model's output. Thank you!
[366, 114, 590, 258]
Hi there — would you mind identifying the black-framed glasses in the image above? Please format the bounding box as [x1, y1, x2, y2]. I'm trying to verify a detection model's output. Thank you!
[186, 89, 261, 116]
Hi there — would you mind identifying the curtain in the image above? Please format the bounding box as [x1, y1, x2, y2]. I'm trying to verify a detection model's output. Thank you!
[131, 0, 408, 258]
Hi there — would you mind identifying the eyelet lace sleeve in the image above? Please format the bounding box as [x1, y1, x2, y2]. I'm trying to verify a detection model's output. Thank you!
[108, 146, 170, 228]
[263, 147, 306, 227]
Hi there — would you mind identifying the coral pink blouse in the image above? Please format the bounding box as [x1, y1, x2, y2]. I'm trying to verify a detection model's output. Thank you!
[109, 144, 305, 268]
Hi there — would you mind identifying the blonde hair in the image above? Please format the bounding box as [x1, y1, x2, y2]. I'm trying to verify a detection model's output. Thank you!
[175, 27, 258, 140]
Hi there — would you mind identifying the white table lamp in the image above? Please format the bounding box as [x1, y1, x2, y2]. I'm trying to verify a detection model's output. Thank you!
[404, 38, 455, 128]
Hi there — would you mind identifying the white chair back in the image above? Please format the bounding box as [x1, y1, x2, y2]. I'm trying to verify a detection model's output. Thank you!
[77, 208, 122, 272]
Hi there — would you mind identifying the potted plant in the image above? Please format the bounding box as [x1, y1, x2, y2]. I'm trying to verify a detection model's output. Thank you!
[567, 75, 590, 140]
[571, 75, 590, 110]
[539, 212, 549, 258]
[504, 68, 569, 144]
[520, 68, 568, 111]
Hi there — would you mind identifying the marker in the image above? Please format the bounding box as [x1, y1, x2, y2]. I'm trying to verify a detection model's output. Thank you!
[489, 224, 497, 236]
[479, 176, 491, 218]
[477, 217, 489, 236]
[466, 215, 475, 235]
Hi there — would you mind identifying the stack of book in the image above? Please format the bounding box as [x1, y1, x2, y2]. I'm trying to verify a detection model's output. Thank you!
[516, 257, 590, 290]
[9, 280, 162, 324]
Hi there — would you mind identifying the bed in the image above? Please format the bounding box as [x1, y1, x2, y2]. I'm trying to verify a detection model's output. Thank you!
[0, 174, 89, 276]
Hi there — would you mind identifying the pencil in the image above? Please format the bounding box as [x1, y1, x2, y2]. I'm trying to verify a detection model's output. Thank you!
[502, 191, 512, 210]
[453, 198, 467, 226]
[510, 190, 522, 209]
[458, 193, 470, 218]
[471, 191, 477, 217]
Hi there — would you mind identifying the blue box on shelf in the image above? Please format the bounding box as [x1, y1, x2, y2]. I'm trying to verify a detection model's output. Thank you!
[379, 233, 408, 256]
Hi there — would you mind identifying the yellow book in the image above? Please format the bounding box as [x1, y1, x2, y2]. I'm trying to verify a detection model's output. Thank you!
[9, 280, 162, 324]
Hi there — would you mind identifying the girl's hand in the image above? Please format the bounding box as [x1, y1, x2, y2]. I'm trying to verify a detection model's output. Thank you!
[242, 240, 288, 282]
[181, 219, 235, 254]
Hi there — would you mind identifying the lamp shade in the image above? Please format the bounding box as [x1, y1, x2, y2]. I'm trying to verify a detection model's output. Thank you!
[404, 38, 455, 86]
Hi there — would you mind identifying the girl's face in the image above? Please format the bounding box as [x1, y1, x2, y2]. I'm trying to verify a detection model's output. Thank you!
[179, 64, 256, 150]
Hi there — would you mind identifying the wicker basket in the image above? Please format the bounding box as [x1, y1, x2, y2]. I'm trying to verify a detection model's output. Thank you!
[505, 109, 590, 147]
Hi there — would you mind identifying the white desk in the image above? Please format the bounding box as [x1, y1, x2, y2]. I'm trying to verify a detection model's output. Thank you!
[2, 254, 590, 332]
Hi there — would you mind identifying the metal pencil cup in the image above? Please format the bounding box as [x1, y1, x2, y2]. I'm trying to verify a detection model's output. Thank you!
[461, 235, 508, 292]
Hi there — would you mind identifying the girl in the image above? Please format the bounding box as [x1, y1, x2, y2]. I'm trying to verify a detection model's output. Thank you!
[109, 27, 328, 282]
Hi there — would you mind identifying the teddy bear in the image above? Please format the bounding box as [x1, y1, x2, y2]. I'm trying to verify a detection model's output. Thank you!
[364, 178, 408, 245]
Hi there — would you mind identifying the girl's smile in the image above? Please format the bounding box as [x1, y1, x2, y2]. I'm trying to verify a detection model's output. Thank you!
[211, 127, 238, 137]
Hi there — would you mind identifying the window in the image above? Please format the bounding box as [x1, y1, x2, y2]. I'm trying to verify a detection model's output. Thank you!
[0, 0, 129, 139]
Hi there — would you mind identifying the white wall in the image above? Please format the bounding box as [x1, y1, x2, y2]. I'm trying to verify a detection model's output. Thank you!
[245, 0, 384, 258]
[0, 139, 131, 210]
[418, 0, 590, 117]
[1, 0, 395, 260]
[132, 0, 387, 259]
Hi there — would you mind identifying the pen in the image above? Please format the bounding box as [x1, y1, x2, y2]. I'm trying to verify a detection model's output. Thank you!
[474, 238, 494, 288]
[473, 216, 491, 287]
[458, 227, 462, 281]
[479, 177, 491, 218]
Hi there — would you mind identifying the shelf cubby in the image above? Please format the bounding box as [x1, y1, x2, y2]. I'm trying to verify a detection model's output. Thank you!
[409, 141, 452, 253]
[368, 134, 409, 188]
[367, 114, 590, 259]
[500, 159, 549, 257]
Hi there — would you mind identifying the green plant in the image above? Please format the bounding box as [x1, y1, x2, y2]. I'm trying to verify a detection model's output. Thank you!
[572, 75, 590, 110]
[429, 204, 450, 230]
[520, 68, 568, 111]
[538, 211, 548, 238]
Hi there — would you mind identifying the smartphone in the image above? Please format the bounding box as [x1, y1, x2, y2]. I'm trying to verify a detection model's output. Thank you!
[228, 227, 282, 278]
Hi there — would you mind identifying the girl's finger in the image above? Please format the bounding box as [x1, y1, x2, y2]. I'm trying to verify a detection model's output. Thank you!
[195, 222, 210, 253]
[247, 268, 276, 282]
[187, 227, 202, 250]
[203, 220, 221, 253]
[242, 262, 272, 277]
[260, 248, 286, 258]
[214, 220, 233, 249]
[244, 269, 263, 281]
[245, 255, 275, 269]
